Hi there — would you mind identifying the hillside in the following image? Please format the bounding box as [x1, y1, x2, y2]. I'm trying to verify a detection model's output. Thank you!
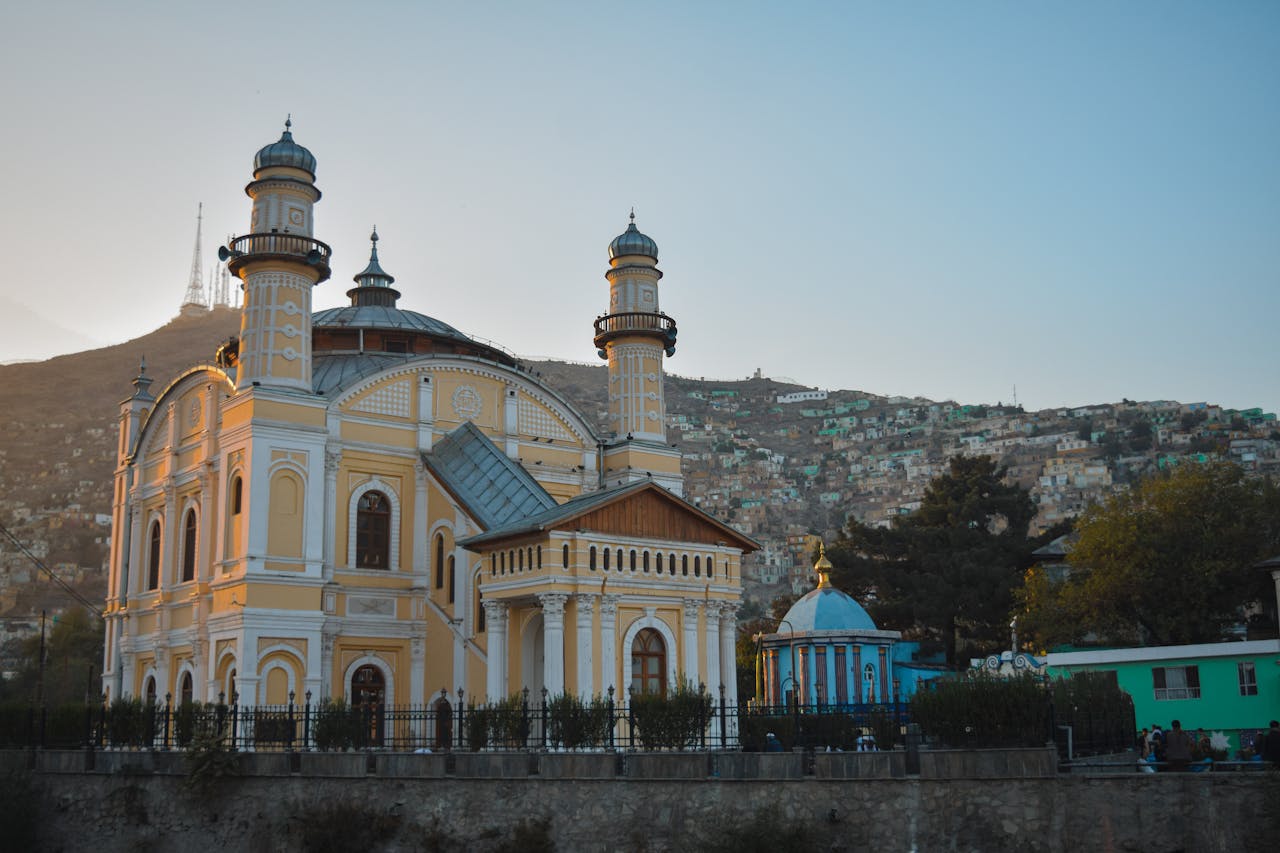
[0, 311, 1276, 619]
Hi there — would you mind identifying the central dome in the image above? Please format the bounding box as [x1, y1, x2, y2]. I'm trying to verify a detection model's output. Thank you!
[608, 213, 658, 261]
[781, 586, 878, 633]
[254, 118, 316, 177]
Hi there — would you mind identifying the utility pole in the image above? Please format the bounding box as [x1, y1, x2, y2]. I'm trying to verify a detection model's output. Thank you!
[36, 609, 46, 707]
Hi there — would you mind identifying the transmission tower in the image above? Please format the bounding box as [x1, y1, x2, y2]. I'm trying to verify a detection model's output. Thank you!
[180, 203, 208, 315]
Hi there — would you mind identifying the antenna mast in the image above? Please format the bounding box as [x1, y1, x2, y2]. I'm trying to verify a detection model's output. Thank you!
[180, 203, 208, 314]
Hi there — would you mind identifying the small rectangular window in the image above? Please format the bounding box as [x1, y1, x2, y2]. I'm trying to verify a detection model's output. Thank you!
[1153, 665, 1201, 701]
[1238, 661, 1258, 696]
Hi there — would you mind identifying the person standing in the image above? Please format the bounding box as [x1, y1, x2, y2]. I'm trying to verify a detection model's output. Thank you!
[1261, 720, 1280, 768]
[1163, 720, 1193, 772]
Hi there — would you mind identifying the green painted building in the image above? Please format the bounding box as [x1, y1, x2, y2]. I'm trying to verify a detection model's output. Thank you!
[1047, 640, 1280, 752]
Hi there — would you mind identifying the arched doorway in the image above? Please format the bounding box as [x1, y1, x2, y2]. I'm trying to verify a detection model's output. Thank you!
[351, 664, 386, 746]
[434, 697, 452, 750]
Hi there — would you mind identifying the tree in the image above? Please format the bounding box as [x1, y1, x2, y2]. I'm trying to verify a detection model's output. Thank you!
[0, 608, 103, 705]
[1017, 462, 1280, 649]
[830, 456, 1039, 666]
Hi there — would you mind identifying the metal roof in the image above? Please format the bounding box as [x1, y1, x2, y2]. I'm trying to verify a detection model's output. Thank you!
[424, 422, 558, 530]
[312, 352, 409, 395]
[311, 305, 471, 338]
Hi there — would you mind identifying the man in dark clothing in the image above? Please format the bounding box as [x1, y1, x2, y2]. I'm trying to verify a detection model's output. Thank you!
[1261, 720, 1280, 768]
[1163, 719, 1193, 771]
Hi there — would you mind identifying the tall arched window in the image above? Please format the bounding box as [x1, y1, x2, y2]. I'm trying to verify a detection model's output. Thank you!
[144, 676, 157, 706]
[447, 556, 456, 604]
[656, 553, 664, 574]
[356, 491, 391, 569]
[231, 476, 243, 515]
[643, 551, 650, 573]
[616, 549, 624, 572]
[631, 629, 666, 697]
[682, 554, 688, 576]
[707, 557, 714, 579]
[179, 672, 194, 706]
[477, 589, 486, 633]
[147, 519, 162, 590]
[562, 544, 569, 568]
[603, 548, 610, 571]
[589, 546, 597, 571]
[630, 549, 637, 572]
[180, 508, 197, 582]
[434, 534, 445, 588]
[694, 556, 701, 577]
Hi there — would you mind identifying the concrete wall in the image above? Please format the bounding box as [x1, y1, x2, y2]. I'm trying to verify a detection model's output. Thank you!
[6, 751, 1278, 852]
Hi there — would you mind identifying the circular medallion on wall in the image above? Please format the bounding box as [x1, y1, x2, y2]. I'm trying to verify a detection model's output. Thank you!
[451, 385, 483, 420]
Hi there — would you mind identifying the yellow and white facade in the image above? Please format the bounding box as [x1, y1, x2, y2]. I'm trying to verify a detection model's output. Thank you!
[102, 125, 755, 718]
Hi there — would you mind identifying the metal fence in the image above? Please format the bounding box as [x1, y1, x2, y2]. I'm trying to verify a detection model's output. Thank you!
[4, 691, 912, 754]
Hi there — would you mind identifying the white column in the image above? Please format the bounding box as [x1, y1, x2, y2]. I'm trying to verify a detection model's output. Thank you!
[575, 594, 596, 698]
[704, 605, 721, 693]
[120, 635, 136, 697]
[322, 449, 340, 580]
[412, 462, 429, 578]
[127, 501, 144, 596]
[599, 595, 619, 694]
[162, 482, 177, 590]
[682, 599, 701, 685]
[718, 603, 740, 741]
[539, 593, 568, 697]
[483, 600, 508, 701]
[192, 638, 208, 704]
[155, 645, 171, 703]
[303, 633, 322, 703]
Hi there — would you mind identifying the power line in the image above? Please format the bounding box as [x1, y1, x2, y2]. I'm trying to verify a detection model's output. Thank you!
[0, 520, 103, 618]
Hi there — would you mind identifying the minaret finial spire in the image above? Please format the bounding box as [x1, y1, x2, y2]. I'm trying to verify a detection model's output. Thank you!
[285, 114, 292, 132]
[814, 541, 834, 589]
[629, 207, 635, 224]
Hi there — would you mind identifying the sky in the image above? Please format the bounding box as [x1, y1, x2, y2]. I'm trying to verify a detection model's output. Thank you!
[1, 1, 1277, 415]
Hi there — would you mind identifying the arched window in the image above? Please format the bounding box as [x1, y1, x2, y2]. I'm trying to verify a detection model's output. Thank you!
[603, 548, 610, 571]
[631, 629, 666, 697]
[144, 675, 157, 706]
[707, 557, 713, 579]
[589, 546, 597, 571]
[447, 556, 456, 604]
[518, 549, 524, 571]
[563, 544, 570, 568]
[434, 534, 445, 588]
[500, 552, 506, 574]
[616, 549, 623, 572]
[355, 491, 391, 569]
[656, 553, 664, 574]
[491, 554, 496, 576]
[536, 546, 541, 569]
[630, 549, 637, 572]
[682, 554, 689, 576]
[179, 671, 194, 706]
[476, 590, 486, 633]
[694, 556, 701, 577]
[181, 508, 197, 583]
[147, 519, 162, 590]
[231, 476, 243, 515]
[643, 551, 650, 573]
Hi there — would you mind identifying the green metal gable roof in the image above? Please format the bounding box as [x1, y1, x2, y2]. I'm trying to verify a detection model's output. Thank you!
[423, 422, 557, 530]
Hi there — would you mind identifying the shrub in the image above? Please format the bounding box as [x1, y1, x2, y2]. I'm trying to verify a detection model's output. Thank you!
[630, 682, 713, 750]
[546, 693, 613, 750]
[183, 730, 240, 793]
[106, 696, 156, 748]
[312, 699, 362, 751]
[911, 673, 1049, 748]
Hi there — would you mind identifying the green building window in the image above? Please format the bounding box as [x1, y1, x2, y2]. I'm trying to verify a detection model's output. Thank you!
[1238, 661, 1258, 696]
[1153, 665, 1200, 701]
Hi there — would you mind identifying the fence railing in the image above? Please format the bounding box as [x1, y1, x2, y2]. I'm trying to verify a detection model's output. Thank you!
[2, 691, 912, 754]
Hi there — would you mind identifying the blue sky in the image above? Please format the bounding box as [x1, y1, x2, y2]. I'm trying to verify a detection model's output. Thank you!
[2, 1, 1276, 414]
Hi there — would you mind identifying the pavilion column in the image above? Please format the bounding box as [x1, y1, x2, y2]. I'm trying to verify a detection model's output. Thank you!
[483, 600, 509, 701]
[162, 482, 177, 590]
[878, 647, 889, 704]
[410, 637, 426, 706]
[599, 595, 620, 693]
[412, 462, 429, 578]
[718, 603, 739, 741]
[575, 594, 596, 698]
[538, 593, 568, 697]
[852, 646, 862, 704]
[192, 638, 207, 703]
[320, 631, 336, 698]
[703, 605, 721, 693]
[682, 599, 701, 684]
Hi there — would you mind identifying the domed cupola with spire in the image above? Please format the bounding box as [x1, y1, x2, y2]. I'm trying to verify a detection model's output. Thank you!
[346, 228, 401, 308]
[608, 211, 659, 261]
[253, 116, 318, 178]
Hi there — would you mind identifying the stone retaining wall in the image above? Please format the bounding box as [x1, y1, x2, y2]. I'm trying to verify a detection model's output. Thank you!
[5, 750, 1278, 852]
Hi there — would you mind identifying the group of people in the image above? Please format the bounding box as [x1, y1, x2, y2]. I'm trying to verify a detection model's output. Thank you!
[1137, 719, 1280, 772]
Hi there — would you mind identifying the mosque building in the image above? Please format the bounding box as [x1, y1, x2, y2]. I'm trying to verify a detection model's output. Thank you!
[758, 545, 944, 707]
[101, 123, 757, 725]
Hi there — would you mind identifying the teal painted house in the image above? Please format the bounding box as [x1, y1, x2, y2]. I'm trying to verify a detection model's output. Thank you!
[1047, 639, 1280, 752]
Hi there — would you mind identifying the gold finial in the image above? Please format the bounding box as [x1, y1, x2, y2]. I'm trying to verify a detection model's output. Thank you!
[814, 541, 833, 588]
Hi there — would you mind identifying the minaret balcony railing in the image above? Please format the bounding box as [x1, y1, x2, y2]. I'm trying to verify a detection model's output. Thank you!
[222, 232, 333, 283]
[593, 311, 677, 350]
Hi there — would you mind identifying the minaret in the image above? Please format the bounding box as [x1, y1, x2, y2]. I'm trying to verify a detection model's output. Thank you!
[594, 212, 683, 494]
[220, 118, 331, 392]
[180, 204, 209, 316]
